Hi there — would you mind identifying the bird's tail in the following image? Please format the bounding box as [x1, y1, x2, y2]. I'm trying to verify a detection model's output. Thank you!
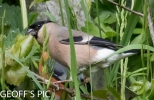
[124, 49, 151, 53]
[121, 49, 151, 60]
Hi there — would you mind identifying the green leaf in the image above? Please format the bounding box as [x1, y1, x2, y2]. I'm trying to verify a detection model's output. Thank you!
[149, 0, 154, 10]
[0, 0, 3, 3]
[108, 87, 120, 100]
[148, 87, 154, 100]
[98, 11, 116, 24]
[103, 14, 116, 24]
[150, 53, 154, 61]
[41, 12, 57, 23]
[14, 34, 24, 43]
[81, 21, 106, 38]
[93, 89, 108, 99]
[0, 3, 22, 32]
[105, 31, 116, 37]
[4, 29, 21, 48]
[29, 1, 35, 9]
[129, 73, 147, 77]
[127, 68, 147, 76]
[5, 35, 35, 86]
[131, 34, 144, 44]
[69, 7, 78, 30]
[5, 51, 44, 90]
[20, 44, 39, 62]
[90, 0, 116, 18]
[5, 64, 28, 86]
[8, 35, 34, 58]
[151, 79, 154, 85]
[79, 80, 89, 94]
[121, 0, 143, 46]
[127, 55, 143, 72]
[29, 0, 50, 8]
[131, 32, 147, 44]
[64, 0, 81, 99]
[28, 12, 39, 26]
[82, 11, 116, 38]
[133, 28, 143, 34]
[129, 81, 151, 95]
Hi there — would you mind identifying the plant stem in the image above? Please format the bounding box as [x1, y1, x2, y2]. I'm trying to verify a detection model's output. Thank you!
[121, 58, 128, 100]
[81, 1, 94, 99]
[20, 0, 28, 29]
[107, 0, 143, 17]
[1, 10, 5, 90]
[1, 10, 5, 100]
[64, 0, 81, 99]
[96, 0, 102, 37]
[58, 0, 65, 26]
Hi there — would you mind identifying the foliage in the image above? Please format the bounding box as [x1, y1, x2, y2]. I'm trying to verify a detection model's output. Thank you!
[1, 0, 154, 100]
[4, 35, 35, 86]
[81, 0, 154, 100]
[29, 0, 50, 8]
[81, 11, 117, 38]
[0, 3, 22, 33]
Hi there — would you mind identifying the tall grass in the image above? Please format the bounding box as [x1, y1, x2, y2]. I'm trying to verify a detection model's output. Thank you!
[1, 10, 5, 100]
[19, 1, 50, 100]
[64, 0, 81, 100]
[1, 0, 154, 100]
[20, 0, 28, 29]
[96, 0, 101, 37]
[58, 0, 65, 26]
[60, 0, 154, 99]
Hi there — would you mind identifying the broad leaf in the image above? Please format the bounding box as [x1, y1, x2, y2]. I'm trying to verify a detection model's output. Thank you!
[5, 35, 35, 86]
[129, 81, 151, 95]
[0, 3, 22, 33]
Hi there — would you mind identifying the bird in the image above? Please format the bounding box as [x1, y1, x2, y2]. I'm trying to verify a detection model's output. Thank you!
[26, 20, 139, 75]
[39, 51, 91, 99]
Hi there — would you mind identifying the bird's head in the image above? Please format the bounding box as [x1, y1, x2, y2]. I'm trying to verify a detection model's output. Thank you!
[26, 20, 52, 39]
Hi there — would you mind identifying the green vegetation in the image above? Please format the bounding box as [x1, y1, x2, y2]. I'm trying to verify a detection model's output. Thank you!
[0, 0, 154, 100]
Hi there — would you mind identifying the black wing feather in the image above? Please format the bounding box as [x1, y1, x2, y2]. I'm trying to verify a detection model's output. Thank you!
[85, 37, 122, 50]
[62, 36, 83, 42]
[60, 36, 122, 50]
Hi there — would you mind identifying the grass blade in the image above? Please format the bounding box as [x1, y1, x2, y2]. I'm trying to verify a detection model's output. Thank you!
[64, 0, 81, 99]
[121, 0, 143, 46]
[20, 0, 28, 29]
[58, 0, 65, 26]
[1, 10, 5, 93]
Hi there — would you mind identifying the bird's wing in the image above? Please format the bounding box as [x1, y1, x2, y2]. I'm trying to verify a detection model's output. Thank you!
[57, 26, 122, 50]
[85, 37, 122, 50]
[53, 62, 68, 81]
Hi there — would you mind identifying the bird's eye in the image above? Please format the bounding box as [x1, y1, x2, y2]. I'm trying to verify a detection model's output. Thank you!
[37, 24, 41, 27]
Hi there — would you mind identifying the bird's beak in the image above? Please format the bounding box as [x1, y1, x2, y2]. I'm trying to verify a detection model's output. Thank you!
[26, 28, 37, 36]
